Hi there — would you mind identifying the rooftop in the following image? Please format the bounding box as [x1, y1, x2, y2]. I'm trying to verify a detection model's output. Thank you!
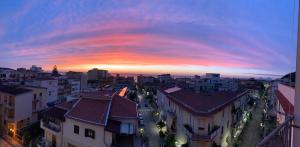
[80, 90, 115, 100]
[66, 98, 111, 126]
[161, 87, 249, 116]
[110, 95, 137, 118]
[0, 85, 32, 95]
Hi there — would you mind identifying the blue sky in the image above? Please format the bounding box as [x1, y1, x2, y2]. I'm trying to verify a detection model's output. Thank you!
[0, 0, 297, 77]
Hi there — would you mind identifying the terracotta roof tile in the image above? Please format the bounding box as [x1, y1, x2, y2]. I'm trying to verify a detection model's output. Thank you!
[110, 95, 137, 118]
[66, 98, 111, 125]
[161, 88, 249, 116]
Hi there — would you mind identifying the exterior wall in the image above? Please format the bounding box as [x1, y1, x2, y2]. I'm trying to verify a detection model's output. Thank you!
[41, 80, 58, 103]
[157, 90, 249, 147]
[62, 118, 112, 147]
[110, 117, 138, 134]
[27, 80, 58, 103]
[278, 84, 295, 106]
[68, 79, 80, 97]
[42, 121, 63, 147]
[26, 87, 48, 112]
[14, 92, 33, 122]
[80, 74, 88, 91]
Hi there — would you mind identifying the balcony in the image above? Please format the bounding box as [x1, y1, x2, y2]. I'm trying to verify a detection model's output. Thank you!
[41, 120, 61, 132]
[184, 124, 220, 141]
[256, 116, 293, 147]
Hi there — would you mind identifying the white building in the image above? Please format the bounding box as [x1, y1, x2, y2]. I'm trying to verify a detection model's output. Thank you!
[0, 68, 18, 82]
[67, 79, 81, 97]
[25, 77, 58, 104]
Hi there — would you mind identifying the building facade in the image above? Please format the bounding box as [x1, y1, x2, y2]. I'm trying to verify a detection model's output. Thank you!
[157, 87, 251, 147]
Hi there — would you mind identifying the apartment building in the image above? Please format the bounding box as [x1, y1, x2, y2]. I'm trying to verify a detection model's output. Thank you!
[87, 68, 108, 81]
[24, 86, 48, 122]
[274, 83, 294, 124]
[157, 87, 250, 147]
[0, 68, 19, 82]
[40, 88, 138, 147]
[158, 74, 173, 85]
[26, 77, 58, 104]
[67, 79, 80, 97]
[0, 85, 48, 143]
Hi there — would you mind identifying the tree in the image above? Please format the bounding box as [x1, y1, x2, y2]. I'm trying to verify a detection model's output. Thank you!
[128, 91, 137, 102]
[157, 120, 166, 130]
[164, 134, 176, 147]
[52, 65, 60, 77]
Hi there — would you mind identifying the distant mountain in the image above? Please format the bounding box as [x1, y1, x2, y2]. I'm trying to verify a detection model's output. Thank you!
[281, 72, 296, 82]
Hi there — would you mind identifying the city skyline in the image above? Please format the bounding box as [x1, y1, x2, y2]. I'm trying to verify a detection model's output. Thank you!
[0, 0, 298, 77]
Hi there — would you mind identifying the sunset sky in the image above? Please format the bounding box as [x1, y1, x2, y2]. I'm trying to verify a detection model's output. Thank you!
[0, 0, 297, 77]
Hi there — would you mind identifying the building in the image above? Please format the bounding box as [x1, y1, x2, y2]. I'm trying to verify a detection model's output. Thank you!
[40, 88, 138, 147]
[157, 87, 250, 147]
[157, 74, 173, 85]
[188, 74, 238, 92]
[0, 85, 47, 143]
[113, 75, 135, 91]
[58, 77, 72, 101]
[274, 83, 294, 124]
[17, 68, 37, 83]
[23, 85, 48, 122]
[25, 77, 58, 104]
[66, 71, 88, 91]
[0, 68, 18, 82]
[67, 79, 81, 97]
[30, 65, 43, 73]
[87, 68, 108, 81]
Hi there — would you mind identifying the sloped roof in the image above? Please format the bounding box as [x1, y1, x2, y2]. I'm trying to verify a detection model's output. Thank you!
[66, 98, 111, 126]
[160, 87, 249, 116]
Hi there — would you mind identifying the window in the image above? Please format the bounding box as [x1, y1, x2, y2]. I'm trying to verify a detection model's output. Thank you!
[34, 94, 37, 99]
[49, 91, 51, 96]
[85, 129, 95, 139]
[39, 93, 42, 97]
[74, 125, 79, 134]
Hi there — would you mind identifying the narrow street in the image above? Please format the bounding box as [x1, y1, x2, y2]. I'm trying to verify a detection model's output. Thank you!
[240, 99, 265, 147]
[138, 93, 161, 147]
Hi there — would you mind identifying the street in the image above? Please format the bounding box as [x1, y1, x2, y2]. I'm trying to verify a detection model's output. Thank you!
[240, 99, 264, 147]
[138, 93, 161, 147]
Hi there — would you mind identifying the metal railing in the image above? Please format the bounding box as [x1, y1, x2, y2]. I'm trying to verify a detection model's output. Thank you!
[256, 116, 293, 147]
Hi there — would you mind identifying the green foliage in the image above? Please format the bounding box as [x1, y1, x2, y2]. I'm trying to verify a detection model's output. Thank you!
[159, 130, 166, 138]
[164, 134, 176, 147]
[157, 120, 166, 130]
[128, 91, 137, 101]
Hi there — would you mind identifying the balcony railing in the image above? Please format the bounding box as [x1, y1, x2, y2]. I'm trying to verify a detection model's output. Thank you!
[256, 116, 293, 147]
[184, 124, 220, 141]
[42, 120, 61, 132]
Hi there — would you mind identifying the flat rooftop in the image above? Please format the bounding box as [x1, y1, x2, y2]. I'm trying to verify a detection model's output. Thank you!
[0, 85, 32, 95]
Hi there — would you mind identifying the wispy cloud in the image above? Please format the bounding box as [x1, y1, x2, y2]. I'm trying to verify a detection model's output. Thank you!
[0, 0, 296, 76]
